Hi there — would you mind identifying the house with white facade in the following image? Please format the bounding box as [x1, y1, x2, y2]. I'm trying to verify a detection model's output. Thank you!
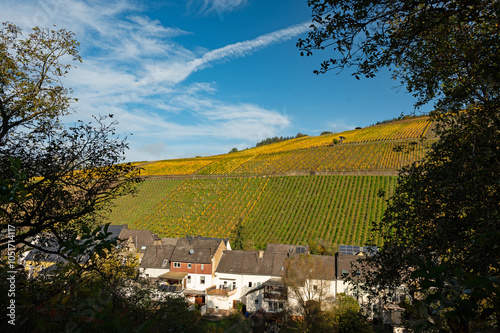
[206, 244, 309, 316]
[140, 245, 177, 280]
[157, 235, 228, 305]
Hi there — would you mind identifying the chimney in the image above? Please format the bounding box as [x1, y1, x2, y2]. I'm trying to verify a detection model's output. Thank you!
[257, 250, 264, 264]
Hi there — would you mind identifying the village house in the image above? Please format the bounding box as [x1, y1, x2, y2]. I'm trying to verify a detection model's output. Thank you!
[206, 244, 309, 316]
[115, 225, 162, 261]
[154, 235, 229, 305]
[140, 244, 177, 280]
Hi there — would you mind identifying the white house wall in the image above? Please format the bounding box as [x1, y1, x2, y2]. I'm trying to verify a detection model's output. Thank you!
[214, 273, 273, 308]
[186, 273, 213, 291]
[141, 268, 169, 279]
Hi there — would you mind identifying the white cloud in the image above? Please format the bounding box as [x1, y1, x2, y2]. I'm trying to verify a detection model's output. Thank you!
[187, 0, 249, 15]
[188, 22, 310, 73]
[0, 0, 303, 161]
[326, 119, 357, 133]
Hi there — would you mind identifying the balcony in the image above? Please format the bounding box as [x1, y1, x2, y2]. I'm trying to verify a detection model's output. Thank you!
[206, 285, 238, 297]
[264, 286, 287, 300]
[264, 291, 286, 300]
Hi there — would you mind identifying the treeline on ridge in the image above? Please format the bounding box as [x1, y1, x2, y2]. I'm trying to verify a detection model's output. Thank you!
[256, 133, 307, 147]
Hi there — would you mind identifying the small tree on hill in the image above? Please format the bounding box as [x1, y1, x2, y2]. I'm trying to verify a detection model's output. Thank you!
[230, 218, 247, 250]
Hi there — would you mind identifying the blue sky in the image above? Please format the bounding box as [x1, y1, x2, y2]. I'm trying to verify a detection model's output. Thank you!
[1, 0, 430, 162]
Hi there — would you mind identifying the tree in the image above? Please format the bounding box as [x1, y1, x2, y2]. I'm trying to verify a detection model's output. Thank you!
[0, 22, 205, 332]
[0, 22, 139, 253]
[230, 218, 247, 250]
[298, 0, 499, 112]
[299, 1, 499, 331]
[353, 107, 500, 332]
[0, 22, 80, 141]
[324, 294, 373, 333]
[282, 254, 336, 332]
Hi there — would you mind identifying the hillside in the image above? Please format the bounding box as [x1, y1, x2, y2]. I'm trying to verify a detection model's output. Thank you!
[105, 117, 434, 248]
[138, 116, 433, 176]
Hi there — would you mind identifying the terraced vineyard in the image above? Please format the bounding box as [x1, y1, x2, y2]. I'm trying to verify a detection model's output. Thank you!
[231, 139, 433, 176]
[139, 117, 433, 176]
[105, 176, 396, 247]
[105, 117, 434, 248]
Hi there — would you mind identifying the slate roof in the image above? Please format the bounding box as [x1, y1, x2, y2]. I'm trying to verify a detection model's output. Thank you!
[306, 255, 337, 280]
[104, 225, 126, 240]
[140, 245, 176, 269]
[161, 237, 179, 246]
[335, 253, 362, 279]
[216, 244, 310, 277]
[119, 227, 161, 252]
[216, 250, 260, 275]
[184, 235, 231, 249]
[24, 238, 89, 265]
[266, 243, 309, 254]
[170, 236, 225, 264]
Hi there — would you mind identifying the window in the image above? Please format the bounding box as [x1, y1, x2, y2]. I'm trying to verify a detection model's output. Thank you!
[200, 276, 205, 285]
[268, 301, 284, 312]
[162, 259, 168, 267]
[173, 262, 181, 268]
[215, 306, 219, 312]
[255, 299, 259, 306]
[248, 282, 252, 288]
[257, 282, 261, 286]
[187, 275, 191, 284]
[187, 263, 192, 269]
[141, 245, 147, 250]
[201, 264, 204, 270]
[232, 281, 236, 290]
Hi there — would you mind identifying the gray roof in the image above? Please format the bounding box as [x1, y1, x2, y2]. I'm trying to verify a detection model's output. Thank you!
[25, 238, 65, 264]
[119, 227, 161, 252]
[217, 245, 308, 277]
[216, 250, 260, 274]
[140, 245, 176, 269]
[185, 235, 230, 248]
[105, 225, 126, 240]
[161, 237, 179, 246]
[170, 236, 224, 264]
[336, 253, 362, 279]
[25, 238, 89, 265]
[306, 255, 337, 280]
[266, 243, 309, 254]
